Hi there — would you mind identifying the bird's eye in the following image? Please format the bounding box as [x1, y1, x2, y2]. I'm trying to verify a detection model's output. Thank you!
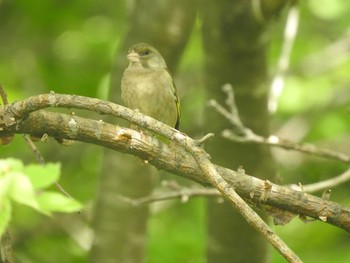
[142, 49, 150, 56]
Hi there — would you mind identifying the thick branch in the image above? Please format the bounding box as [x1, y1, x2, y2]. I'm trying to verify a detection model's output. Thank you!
[1, 95, 350, 233]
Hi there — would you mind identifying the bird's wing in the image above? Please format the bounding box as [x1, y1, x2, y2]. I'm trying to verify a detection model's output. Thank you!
[165, 69, 180, 130]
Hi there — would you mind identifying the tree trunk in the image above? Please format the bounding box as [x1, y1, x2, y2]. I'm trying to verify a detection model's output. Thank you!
[201, 1, 287, 262]
[90, 1, 197, 262]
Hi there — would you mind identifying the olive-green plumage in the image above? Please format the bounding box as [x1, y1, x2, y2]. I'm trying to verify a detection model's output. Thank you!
[121, 43, 180, 129]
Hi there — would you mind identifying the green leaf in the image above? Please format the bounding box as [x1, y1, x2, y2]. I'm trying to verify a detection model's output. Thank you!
[37, 192, 82, 213]
[8, 172, 39, 210]
[308, 0, 346, 20]
[24, 163, 61, 189]
[0, 174, 13, 198]
[0, 198, 12, 236]
[0, 158, 24, 176]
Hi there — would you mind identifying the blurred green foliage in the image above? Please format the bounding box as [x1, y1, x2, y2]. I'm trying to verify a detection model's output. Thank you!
[1, 1, 350, 262]
[0, 159, 82, 236]
[147, 198, 206, 263]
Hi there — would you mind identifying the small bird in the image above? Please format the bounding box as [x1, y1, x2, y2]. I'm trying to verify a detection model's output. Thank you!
[121, 43, 180, 129]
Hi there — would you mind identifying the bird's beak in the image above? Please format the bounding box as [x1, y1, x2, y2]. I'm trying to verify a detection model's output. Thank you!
[127, 50, 139, 62]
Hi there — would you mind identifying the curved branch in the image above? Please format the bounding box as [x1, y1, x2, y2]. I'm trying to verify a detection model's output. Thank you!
[1, 94, 350, 234]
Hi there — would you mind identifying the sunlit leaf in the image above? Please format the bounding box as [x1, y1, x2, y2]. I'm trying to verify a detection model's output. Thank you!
[24, 163, 61, 189]
[0, 174, 12, 197]
[8, 172, 39, 210]
[37, 192, 82, 213]
[0, 158, 24, 176]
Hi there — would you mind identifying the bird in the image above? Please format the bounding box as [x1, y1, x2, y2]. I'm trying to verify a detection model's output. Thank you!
[121, 43, 180, 130]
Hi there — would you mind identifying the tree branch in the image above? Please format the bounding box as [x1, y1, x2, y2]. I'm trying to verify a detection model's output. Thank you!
[209, 85, 350, 164]
[1, 93, 350, 260]
[1, 93, 349, 232]
[177, 133, 301, 262]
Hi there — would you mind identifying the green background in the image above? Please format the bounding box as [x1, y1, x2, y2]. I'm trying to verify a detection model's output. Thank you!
[1, 1, 350, 262]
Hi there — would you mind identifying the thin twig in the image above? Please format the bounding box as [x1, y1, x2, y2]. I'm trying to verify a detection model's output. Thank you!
[223, 130, 350, 164]
[21, 133, 74, 199]
[209, 85, 350, 165]
[0, 83, 9, 105]
[178, 134, 302, 262]
[118, 187, 220, 206]
[195, 132, 214, 145]
[212, 85, 350, 192]
[22, 134, 45, 165]
[300, 166, 350, 193]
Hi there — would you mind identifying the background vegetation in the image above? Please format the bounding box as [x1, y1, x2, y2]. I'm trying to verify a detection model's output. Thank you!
[1, 1, 350, 262]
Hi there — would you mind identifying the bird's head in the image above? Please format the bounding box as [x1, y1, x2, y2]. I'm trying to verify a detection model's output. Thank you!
[126, 43, 167, 69]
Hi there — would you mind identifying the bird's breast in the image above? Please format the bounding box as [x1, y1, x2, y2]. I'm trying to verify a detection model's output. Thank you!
[121, 68, 178, 127]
